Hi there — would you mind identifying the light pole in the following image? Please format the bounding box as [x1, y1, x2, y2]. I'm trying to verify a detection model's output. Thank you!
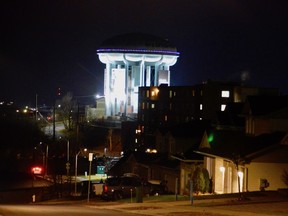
[74, 148, 87, 196]
[45, 144, 48, 176]
[39, 142, 49, 177]
[66, 139, 70, 178]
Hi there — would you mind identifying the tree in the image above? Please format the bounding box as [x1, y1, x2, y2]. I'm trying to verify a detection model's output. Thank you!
[56, 92, 76, 131]
[0, 106, 48, 172]
[192, 166, 205, 194]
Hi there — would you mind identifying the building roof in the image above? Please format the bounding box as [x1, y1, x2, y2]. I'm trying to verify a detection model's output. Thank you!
[198, 130, 286, 163]
[243, 95, 288, 116]
[97, 32, 179, 55]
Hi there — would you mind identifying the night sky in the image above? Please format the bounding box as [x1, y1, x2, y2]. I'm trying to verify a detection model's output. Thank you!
[1, 1, 287, 106]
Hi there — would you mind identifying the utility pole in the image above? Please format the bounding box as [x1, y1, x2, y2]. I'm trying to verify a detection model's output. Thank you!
[87, 152, 93, 203]
[35, 94, 38, 121]
[53, 103, 56, 141]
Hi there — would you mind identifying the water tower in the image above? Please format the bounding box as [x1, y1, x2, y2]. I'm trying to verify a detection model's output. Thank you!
[97, 33, 179, 118]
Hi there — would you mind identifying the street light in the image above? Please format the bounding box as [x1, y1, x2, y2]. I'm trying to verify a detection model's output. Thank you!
[38, 142, 49, 177]
[74, 148, 87, 196]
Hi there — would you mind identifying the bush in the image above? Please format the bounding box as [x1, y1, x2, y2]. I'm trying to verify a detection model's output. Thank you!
[281, 169, 288, 187]
[202, 168, 210, 193]
[192, 167, 205, 194]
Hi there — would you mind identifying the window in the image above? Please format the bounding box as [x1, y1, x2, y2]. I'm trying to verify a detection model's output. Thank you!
[200, 104, 203, 110]
[169, 90, 173, 98]
[146, 90, 149, 97]
[221, 90, 230, 98]
[151, 103, 155, 109]
[164, 115, 168, 121]
[192, 90, 195, 96]
[221, 104, 226, 111]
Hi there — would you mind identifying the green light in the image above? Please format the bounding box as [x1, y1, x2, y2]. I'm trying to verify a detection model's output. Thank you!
[208, 133, 214, 142]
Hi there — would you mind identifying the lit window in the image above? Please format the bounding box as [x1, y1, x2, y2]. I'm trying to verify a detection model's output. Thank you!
[164, 115, 168, 121]
[142, 102, 145, 109]
[146, 90, 149, 97]
[135, 138, 138, 143]
[155, 88, 159, 95]
[200, 104, 203, 110]
[151, 91, 155, 96]
[221, 90, 230, 98]
[169, 90, 172, 98]
[192, 90, 195, 96]
[151, 103, 155, 109]
[174, 91, 176, 96]
[221, 104, 226, 111]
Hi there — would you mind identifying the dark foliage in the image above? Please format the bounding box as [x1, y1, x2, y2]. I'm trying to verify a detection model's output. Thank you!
[281, 169, 288, 187]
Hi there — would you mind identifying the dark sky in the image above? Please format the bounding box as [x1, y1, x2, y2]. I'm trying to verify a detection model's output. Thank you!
[1, 1, 287, 106]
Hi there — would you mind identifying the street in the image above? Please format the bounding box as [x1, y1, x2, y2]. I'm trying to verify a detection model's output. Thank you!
[1, 192, 288, 216]
[0, 204, 136, 216]
[1, 200, 288, 216]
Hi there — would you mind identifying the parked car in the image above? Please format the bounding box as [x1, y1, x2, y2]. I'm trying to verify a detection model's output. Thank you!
[144, 179, 168, 196]
[101, 174, 143, 200]
[101, 173, 168, 200]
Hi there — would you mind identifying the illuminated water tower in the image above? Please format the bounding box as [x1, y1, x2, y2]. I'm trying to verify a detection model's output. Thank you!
[97, 33, 179, 118]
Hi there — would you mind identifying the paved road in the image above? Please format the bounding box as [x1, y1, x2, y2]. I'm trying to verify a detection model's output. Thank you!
[1, 192, 288, 216]
[91, 199, 288, 216]
[0, 204, 137, 216]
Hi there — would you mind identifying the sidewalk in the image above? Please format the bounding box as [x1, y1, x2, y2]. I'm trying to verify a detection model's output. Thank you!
[37, 191, 288, 216]
[85, 192, 288, 216]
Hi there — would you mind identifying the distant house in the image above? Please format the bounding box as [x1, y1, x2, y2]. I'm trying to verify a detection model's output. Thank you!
[155, 121, 211, 155]
[194, 130, 288, 194]
[242, 95, 288, 136]
[245, 134, 288, 191]
[170, 148, 204, 195]
[108, 151, 179, 193]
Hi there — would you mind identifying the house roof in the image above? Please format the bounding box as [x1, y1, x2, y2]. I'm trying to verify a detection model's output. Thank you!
[198, 129, 286, 163]
[110, 150, 180, 173]
[243, 95, 288, 116]
[171, 148, 204, 162]
[246, 143, 288, 163]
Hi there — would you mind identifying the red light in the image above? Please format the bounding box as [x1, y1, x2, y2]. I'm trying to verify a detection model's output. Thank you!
[32, 166, 43, 174]
[103, 185, 108, 192]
